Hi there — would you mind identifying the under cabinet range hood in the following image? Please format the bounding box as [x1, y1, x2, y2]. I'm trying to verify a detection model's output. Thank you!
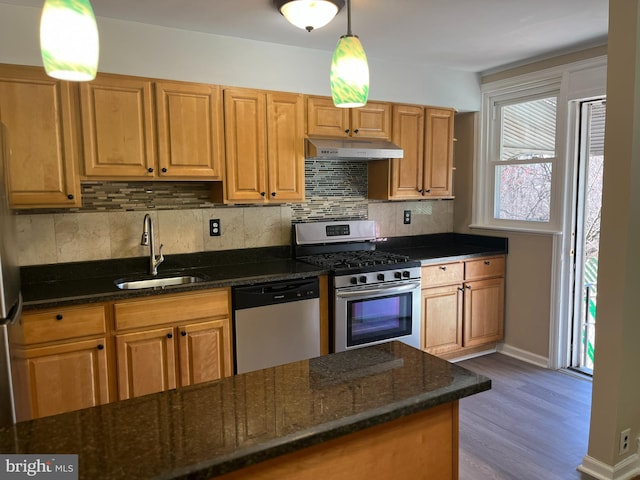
[305, 138, 404, 160]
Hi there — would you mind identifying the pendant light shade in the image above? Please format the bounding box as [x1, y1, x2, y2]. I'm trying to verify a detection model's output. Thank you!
[40, 0, 100, 81]
[330, 0, 369, 108]
[274, 0, 344, 32]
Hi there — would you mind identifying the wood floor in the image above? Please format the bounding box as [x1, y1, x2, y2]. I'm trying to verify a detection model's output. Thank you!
[457, 353, 595, 480]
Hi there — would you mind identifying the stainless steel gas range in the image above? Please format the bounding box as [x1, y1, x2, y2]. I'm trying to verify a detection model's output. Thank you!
[294, 220, 421, 352]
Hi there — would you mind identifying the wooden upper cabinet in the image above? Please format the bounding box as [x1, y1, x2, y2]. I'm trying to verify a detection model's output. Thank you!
[423, 107, 455, 197]
[266, 92, 305, 201]
[368, 105, 455, 200]
[223, 88, 268, 202]
[155, 81, 224, 179]
[368, 104, 424, 200]
[222, 88, 304, 203]
[306, 96, 391, 140]
[0, 64, 81, 208]
[80, 74, 224, 180]
[80, 74, 156, 178]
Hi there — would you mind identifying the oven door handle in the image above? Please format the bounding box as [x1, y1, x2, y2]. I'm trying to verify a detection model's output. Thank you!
[335, 281, 420, 298]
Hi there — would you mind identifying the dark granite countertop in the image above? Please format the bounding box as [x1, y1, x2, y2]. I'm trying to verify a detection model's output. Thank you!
[376, 232, 508, 265]
[20, 247, 328, 309]
[20, 233, 508, 309]
[0, 342, 491, 480]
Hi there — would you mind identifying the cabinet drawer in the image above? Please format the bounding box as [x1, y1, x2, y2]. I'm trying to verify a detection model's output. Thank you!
[15, 305, 107, 345]
[421, 262, 463, 287]
[115, 289, 230, 331]
[465, 256, 505, 281]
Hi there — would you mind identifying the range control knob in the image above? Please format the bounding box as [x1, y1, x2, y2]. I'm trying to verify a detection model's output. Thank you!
[359, 276, 367, 284]
[394, 271, 402, 279]
[350, 277, 358, 285]
[402, 271, 410, 278]
[377, 273, 385, 281]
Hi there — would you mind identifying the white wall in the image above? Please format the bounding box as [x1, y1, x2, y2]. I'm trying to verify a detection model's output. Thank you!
[0, 4, 481, 111]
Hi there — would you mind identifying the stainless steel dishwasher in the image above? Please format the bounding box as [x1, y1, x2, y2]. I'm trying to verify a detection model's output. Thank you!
[232, 277, 320, 374]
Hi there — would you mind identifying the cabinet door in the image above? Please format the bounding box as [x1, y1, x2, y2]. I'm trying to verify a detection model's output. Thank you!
[0, 65, 81, 208]
[12, 338, 109, 421]
[266, 92, 305, 202]
[178, 318, 232, 387]
[422, 284, 463, 355]
[116, 327, 176, 400]
[155, 81, 224, 179]
[423, 107, 454, 197]
[350, 101, 392, 140]
[306, 95, 350, 138]
[80, 74, 156, 177]
[367, 104, 424, 200]
[463, 277, 505, 347]
[223, 88, 268, 202]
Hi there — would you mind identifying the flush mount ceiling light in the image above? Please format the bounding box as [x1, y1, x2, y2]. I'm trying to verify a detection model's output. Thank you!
[330, 0, 369, 108]
[274, 0, 345, 32]
[40, 0, 100, 81]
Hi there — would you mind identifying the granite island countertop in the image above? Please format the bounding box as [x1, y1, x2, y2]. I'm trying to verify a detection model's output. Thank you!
[0, 342, 491, 480]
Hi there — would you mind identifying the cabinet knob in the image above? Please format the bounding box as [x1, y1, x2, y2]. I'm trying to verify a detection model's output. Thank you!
[97, 344, 104, 350]
[161, 167, 167, 173]
[181, 331, 187, 337]
[465, 285, 472, 290]
[458, 287, 464, 292]
[260, 192, 266, 197]
[418, 189, 424, 194]
[344, 129, 350, 134]
[353, 129, 359, 134]
[67, 194, 74, 200]
[271, 192, 276, 197]
[148, 167, 154, 173]
[55, 314, 63, 320]
[439, 266, 447, 271]
[167, 333, 173, 339]
[484, 260, 491, 265]
[425, 189, 431, 193]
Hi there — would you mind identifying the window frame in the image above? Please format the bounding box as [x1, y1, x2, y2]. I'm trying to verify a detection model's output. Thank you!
[475, 77, 566, 234]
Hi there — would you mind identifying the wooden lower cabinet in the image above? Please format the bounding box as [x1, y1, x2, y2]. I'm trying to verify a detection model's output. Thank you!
[12, 338, 110, 421]
[9, 304, 110, 421]
[116, 326, 177, 400]
[114, 289, 233, 400]
[218, 401, 458, 480]
[421, 256, 505, 358]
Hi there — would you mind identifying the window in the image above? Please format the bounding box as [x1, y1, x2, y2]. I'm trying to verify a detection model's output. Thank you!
[494, 96, 557, 222]
[476, 80, 563, 233]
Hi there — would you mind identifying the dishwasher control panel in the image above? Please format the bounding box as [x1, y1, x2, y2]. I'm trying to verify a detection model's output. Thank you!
[233, 277, 320, 309]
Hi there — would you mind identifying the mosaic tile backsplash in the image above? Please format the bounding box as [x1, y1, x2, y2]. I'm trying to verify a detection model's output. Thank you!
[15, 160, 453, 265]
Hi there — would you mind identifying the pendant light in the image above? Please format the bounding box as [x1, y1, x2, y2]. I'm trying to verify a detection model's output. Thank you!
[274, 0, 344, 32]
[330, 0, 369, 108]
[40, 0, 100, 81]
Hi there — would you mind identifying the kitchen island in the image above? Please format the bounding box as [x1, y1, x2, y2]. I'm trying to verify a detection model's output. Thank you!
[0, 341, 489, 480]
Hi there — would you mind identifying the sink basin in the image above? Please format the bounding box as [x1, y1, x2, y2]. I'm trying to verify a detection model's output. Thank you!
[115, 275, 205, 290]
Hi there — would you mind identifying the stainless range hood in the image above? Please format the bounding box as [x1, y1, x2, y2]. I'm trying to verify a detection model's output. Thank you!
[305, 138, 403, 160]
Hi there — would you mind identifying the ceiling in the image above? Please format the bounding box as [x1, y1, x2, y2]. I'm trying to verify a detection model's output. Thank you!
[1, 0, 609, 73]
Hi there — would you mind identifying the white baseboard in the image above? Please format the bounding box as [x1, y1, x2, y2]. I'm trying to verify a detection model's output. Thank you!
[496, 343, 549, 368]
[578, 451, 640, 480]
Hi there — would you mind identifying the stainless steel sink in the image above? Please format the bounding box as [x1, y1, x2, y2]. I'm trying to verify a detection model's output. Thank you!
[114, 275, 205, 290]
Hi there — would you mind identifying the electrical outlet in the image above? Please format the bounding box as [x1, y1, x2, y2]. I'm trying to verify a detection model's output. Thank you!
[209, 219, 221, 237]
[403, 210, 411, 225]
[619, 428, 631, 455]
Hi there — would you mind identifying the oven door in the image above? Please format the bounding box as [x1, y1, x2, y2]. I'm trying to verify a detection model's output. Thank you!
[334, 279, 421, 352]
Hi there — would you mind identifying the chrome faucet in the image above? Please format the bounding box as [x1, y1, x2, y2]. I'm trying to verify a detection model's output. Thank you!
[140, 214, 164, 276]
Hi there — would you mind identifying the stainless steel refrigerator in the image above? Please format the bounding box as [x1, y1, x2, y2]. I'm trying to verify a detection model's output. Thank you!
[0, 125, 22, 427]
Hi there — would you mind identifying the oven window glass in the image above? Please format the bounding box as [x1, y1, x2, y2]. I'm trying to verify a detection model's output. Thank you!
[347, 292, 412, 347]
